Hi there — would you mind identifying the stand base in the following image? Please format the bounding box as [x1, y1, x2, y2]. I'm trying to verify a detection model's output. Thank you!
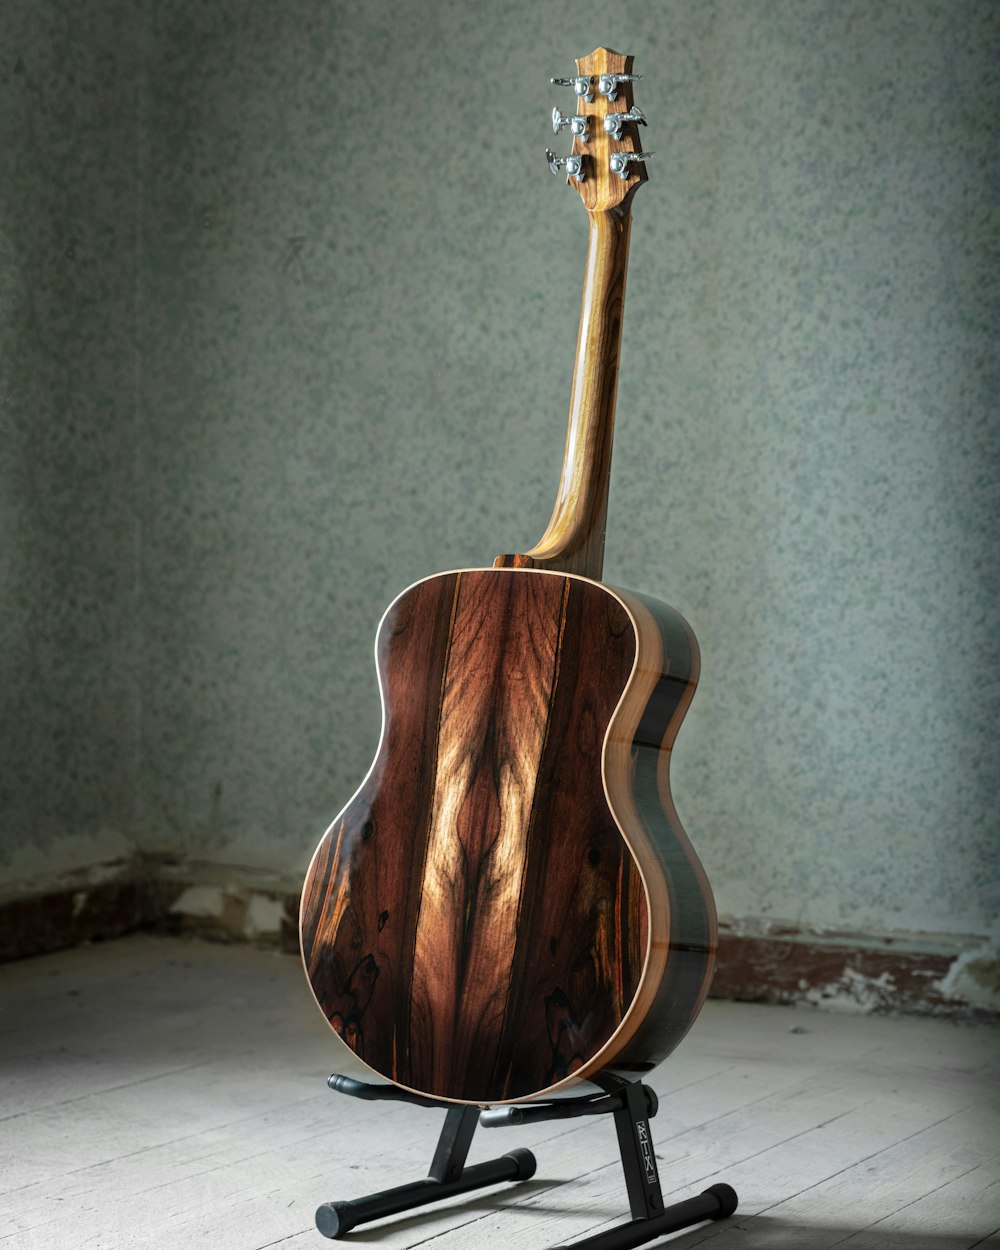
[558, 1184, 738, 1249]
[314, 1074, 738, 1247]
[316, 1148, 537, 1238]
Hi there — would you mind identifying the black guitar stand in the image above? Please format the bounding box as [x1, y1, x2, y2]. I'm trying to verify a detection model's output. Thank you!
[315, 1072, 737, 1247]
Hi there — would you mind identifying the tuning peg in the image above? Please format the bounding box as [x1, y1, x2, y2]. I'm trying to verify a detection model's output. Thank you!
[551, 74, 594, 103]
[552, 107, 589, 142]
[609, 150, 653, 180]
[603, 105, 646, 141]
[597, 72, 642, 102]
[546, 148, 585, 182]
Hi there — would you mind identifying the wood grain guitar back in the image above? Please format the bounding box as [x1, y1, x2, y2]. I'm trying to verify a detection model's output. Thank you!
[301, 568, 715, 1104]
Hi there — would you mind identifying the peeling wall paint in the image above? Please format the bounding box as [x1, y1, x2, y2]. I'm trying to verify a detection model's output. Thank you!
[802, 969, 899, 1015]
[937, 930, 1000, 1013]
[711, 918, 997, 1019]
[168, 884, 290, 945]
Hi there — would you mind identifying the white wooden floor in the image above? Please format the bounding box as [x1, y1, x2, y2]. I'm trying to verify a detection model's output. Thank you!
[0, 936, 997, 1250]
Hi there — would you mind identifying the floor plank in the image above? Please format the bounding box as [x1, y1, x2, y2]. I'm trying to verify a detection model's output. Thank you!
[0, 935, 997, 1249]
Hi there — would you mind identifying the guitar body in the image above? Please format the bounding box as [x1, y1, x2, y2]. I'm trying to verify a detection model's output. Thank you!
[300, 567, 716, 1105]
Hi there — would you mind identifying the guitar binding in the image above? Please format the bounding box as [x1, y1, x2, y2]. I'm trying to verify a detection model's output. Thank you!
[315, 1072, 738, 1246]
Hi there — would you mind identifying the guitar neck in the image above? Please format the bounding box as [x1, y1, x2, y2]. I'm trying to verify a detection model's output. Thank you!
[525, 205, 633, 580]
[494, 48, 647, 583]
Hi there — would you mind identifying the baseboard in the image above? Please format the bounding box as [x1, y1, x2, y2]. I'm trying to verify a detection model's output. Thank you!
[0, 857, 299, 961]
[0, 868, 148, 961]
[713, 922, 997, 1018]
[2, 864, 996, 1018]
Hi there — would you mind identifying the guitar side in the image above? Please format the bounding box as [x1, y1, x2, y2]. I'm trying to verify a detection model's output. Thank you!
[600, 585, 716, 1075]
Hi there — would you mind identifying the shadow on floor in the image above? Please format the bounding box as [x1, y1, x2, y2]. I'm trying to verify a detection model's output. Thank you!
[664, 1212, 995, 1248]
[302, 1188, 996, 1249]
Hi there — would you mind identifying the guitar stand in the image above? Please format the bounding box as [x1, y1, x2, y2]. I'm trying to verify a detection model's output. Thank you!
[315, 1072, 737, 1247]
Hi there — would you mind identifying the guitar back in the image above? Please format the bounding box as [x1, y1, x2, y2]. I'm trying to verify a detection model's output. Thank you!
[300, 567, 715, 1104]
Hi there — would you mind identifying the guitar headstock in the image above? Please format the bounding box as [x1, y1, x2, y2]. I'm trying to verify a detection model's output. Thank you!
[548, 48, 650, 213]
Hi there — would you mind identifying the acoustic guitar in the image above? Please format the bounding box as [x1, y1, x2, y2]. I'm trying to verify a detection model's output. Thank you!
[300, 48, 717, 1107]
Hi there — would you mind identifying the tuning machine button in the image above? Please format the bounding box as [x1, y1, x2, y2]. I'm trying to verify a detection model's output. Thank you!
[546, 148, 585, 182]
[552, 107, 589, 142]
[609, 150, 653, 180]
[598, 72, 642, 102]
[604, 105, 646, 140]
[551, 74, 594, 103]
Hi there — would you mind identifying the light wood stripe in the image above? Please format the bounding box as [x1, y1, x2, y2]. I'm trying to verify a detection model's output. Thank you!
[409, 575, 564, 1092]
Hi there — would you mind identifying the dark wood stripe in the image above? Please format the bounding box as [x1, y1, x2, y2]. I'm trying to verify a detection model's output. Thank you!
[301, 573, 458, 1070]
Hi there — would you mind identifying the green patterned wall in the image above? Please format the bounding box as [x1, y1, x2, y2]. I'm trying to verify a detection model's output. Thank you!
[2, 2, 997, 947]
[1, 1, 139, 890]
